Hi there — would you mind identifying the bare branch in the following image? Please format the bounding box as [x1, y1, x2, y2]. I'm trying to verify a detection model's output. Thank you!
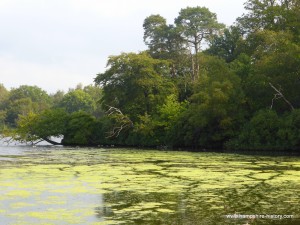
[106, 105, 124, 116]
[105, 105, 133, 138]
[269, 82, 294, 111]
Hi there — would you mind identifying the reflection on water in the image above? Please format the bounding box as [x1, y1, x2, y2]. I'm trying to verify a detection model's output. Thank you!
[0, 146, 299, 224]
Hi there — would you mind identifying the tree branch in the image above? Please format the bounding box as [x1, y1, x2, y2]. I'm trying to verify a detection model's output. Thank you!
[42, 137, 62, 145]
[0, 136, 14, 145]
[105, 105, 133, 138]
[269, 82, 294, 111]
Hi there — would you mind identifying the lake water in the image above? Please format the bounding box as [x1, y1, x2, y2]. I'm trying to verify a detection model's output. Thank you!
[0, 145, 299, 225]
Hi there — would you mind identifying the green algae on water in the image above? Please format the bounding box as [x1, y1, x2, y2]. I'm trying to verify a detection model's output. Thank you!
[0, 147, 299, 225]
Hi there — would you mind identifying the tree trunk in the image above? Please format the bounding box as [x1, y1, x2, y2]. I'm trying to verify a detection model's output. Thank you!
[43, 137, 62, 145]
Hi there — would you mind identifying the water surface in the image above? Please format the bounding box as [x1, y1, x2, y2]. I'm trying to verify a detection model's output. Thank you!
[0, 146, 299, 224]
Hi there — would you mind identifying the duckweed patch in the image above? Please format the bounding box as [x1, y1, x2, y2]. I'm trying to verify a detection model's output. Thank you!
[0, 146, 300, 224]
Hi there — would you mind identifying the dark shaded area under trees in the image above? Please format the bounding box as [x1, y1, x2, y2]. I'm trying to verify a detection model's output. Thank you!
[1, 0, 299, 151]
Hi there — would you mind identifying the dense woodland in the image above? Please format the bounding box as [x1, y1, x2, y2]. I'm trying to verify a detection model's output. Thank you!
[1, 0, 299, 151]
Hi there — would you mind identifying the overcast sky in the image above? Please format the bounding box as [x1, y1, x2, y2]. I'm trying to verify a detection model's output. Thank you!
[0, 0, 246, 94]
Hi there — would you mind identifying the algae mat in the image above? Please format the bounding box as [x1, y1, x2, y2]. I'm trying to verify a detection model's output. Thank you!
[0, 146, 299, 225]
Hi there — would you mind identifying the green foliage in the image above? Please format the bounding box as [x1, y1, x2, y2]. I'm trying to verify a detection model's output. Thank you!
[5, 85, 51, 127]
[180, 55, 246, 148]
[143, 14, 169, 57]
[174, 6, 225, 80]
[175, 6, 225, 54]
[226, 110, 281, 150]
[243, 30, 300, 112]
[229, 53, 252, 80]
[127, 113, 162, 146]
[0, 84, 9, 108]
[95, 52, 175, 120]
[62, 111, 96, 146]
[0, 110, 7, 131]
[143, 15, 185, 60]
[157, 95, 189, 146]
[277, 109, 300, 149]
[128, 95, 188, 147]
[31, 109, 68, 138]
[226, 109, 300, 150]
[237, 0, 300, 36]
[51, 90, 65, 108]
[89, 116, 116, 145]
[83, 85, 104, 117]
[5, 98, 38, 127]
[8, 85, 51, 105]
[0, 84, 9, 130]
[13, 109, 68, 143]
[207, 26, 245, 62]
[59, 89, 96, 114]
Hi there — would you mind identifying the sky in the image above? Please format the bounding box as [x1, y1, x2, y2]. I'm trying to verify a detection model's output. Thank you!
[0, 0, 246, 94]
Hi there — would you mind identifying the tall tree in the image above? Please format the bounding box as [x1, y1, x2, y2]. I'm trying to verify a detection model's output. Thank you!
[143, 14, 169, 58]
[143, 15, 187, 78]
[143, 15, 185, 58]
[175, 6, 224, 80]
[94, 52, 175, 121]
[237, 0, 300, 37]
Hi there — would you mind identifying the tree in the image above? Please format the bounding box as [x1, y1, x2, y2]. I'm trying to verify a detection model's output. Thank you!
[206, 26, 245, 62]
[8, 85, 51, 104]
[0, 84, 9, 130]
[226, 109, 281, 150]
[59, 89, 96, 114]
[243, 30, 300, 113]
[5, 85, 51, 127]
[180, 55, 245, 148]
[83, 85, 104, 117]
[278, 109, 300, 149]
[175, 6, 225, 80]
[95, 52, 175, 121]
[130, 94, 188, 147]
[62, 111, 96, 145]
[143, 14, 169, 58]
[0, 84, 9, 108]
[51, 90, 65, 108]
[237, 0, 300, 37]
[5, 98, 37, 127]
[6, 109, 69, 145]
[143, 15, 190, 80]
[143, 15, 185, 59]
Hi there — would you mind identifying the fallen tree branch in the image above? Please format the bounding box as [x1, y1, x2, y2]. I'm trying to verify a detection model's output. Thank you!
[105, 105, 133, 138]
[269, 82, 294, 111]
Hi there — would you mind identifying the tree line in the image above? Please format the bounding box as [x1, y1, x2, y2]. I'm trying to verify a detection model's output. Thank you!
[1, 0, 299, 151]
